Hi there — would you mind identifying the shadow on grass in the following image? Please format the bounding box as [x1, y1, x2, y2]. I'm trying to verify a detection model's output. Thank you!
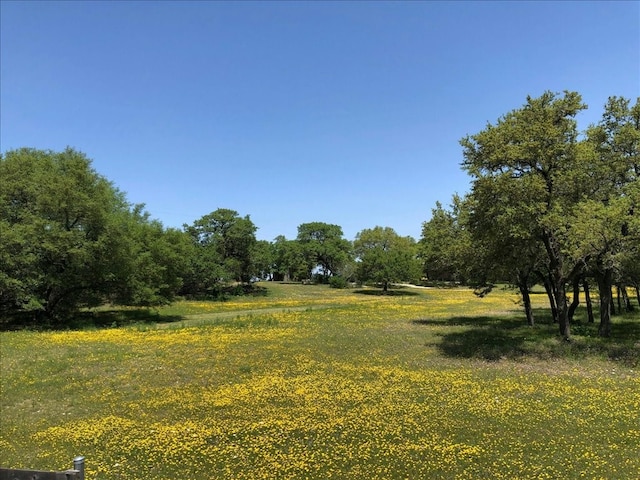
[69, 309, 184, 329]
[435, 326, 529, 361]
[355, 289, 421, 297]
[413, 313, 640, 367]
[413, 316, 525, 329]
[183, 284, 269, 301]
[0, 309, 185, 331]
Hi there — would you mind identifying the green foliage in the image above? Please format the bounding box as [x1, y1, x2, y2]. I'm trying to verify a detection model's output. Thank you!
[296, 222, 351, 278]
[182, 209, 258, 296]
[461, 92, 592, 339]
[329, 275, 348, 289]
[251, 240, 275, 280]
[419, 196, 473, 283]
[457, 91, 640, 339]
[1, 149, 117, 319]
[111, 211, 192, 307]
[0, 148, 189, 325]
[354, 226, 420, 290]
[271, 235, 310, 282]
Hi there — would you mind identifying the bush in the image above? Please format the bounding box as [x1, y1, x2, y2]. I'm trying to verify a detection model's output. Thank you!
[329, 276, 348, 289]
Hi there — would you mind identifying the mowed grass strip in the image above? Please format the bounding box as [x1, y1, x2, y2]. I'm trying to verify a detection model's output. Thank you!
[1, 284, 639, 479]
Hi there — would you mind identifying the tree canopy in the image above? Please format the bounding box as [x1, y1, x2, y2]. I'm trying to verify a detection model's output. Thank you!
[182, 208, 258, 296]
[457, 92, 639, 338]
[354, 226, 420, 291]
[296, 222, 351, 281]
[0, 148, 188, 324]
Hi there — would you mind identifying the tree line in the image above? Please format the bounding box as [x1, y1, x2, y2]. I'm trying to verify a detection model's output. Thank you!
[1, 91, 638, 338]
[0, 149, 420, 326]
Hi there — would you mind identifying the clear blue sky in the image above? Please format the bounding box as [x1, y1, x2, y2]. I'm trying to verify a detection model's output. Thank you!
[2, 1, 638, 241]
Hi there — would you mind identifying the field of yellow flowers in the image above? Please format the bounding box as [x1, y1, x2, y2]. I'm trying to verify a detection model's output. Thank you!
[1, 283, 639, 479]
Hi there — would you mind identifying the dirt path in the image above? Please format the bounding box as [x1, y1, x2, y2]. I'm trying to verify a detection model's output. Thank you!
[393, 283, 433, 289]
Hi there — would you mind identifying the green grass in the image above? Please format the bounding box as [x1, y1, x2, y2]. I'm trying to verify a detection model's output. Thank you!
[1, 283, 639, 479]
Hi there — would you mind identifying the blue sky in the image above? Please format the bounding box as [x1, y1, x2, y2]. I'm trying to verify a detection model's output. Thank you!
[1, 1, 638, 241]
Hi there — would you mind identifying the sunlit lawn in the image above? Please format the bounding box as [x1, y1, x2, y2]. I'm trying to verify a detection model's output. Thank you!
[1, 284, 639, 479]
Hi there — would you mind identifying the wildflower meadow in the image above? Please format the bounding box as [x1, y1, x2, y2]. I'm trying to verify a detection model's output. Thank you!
[1, 284, 639, 479]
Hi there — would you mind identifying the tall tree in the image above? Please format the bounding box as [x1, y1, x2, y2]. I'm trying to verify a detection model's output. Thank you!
[464, 177, 547, 326]
[420, 201, 461, 283]
[184, 208, 258, 286]
[272, 235, 311, 282]
[579, 96, 640, 335]
[420, 195, 475, 284]
[296, 222, 351, 280]
[110, 207, 191, 307]
[354, 226, 420, 292]
[0, 148, 180, 324]
[461, 91, 587, 339]
[252, 240, 275, 281]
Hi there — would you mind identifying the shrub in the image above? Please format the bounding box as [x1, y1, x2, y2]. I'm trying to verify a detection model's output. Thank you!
[329, 276, 348, 289]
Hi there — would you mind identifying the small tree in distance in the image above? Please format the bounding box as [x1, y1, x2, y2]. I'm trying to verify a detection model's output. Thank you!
[296, 222, 351, 281]
[354, 226, 420, 292]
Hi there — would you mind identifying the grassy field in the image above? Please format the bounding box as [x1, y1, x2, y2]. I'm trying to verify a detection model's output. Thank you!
[1, 283, 639, 479]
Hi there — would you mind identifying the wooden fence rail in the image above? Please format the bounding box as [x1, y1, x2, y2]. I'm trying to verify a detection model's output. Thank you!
[0, 456, 84, 480]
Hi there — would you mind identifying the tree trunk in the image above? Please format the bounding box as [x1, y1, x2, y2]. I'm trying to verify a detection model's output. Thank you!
[616, 285, 622, 314]
[583, 279, 594, 324]
[518, 282, 535, 326]
[567, 276, 580, 323]
[636, 286, 640, 310]
[610, 286, 616, 315]
[541, 274, 558, 323]
[541, 231, 570, 338]
[620, 284, 633, 311]
[596, 270, 613, 337]
[554, 282, 570, 339]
